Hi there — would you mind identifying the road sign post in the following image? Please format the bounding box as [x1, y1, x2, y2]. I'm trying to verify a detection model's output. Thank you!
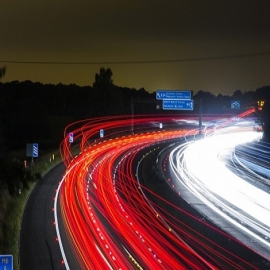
[26, 143, 38, 162]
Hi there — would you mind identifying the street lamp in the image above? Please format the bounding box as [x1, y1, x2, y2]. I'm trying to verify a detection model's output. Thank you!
[257, 100, 264, 110]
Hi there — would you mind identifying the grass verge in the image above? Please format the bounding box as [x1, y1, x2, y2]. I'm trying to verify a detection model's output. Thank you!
[0, 150, 61, 270]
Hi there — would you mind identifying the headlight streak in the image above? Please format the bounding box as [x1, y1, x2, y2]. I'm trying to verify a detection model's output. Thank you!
[54, 171, 70, 270]
[232, 142, 270, 186]
[54, 112, 268, 269]
[138, 139, 263, 269]
[169, 122, 270, 261]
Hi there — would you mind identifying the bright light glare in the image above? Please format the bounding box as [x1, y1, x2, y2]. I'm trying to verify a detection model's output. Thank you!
[172, 130, 270, 248]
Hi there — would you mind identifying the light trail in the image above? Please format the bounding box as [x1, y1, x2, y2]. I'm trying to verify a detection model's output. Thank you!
[54, 112, 268, 269]
[169, 116, 270, 260]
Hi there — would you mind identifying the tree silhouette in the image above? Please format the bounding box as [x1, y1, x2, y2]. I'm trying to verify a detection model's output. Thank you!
[0, 66, 6, 80]
[93, 67, 113, 89]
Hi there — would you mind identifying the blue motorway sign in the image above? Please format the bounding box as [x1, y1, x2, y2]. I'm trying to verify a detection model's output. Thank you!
[156, 90, 191, 100]
[33, 143, 38, 157]
[231, 100, 240, 109]
[163, 99, 194, 110]
[100, 129, 104, 138]
[0, 255, 13, 270]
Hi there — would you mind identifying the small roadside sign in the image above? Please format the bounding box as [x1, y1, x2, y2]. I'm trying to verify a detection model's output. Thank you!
[231, 100, 240, 109]
[69, 132, 74, 143]
[0, 254, 13, 270]
[33, 143, 38, 157]
[26, 143, 38, 158]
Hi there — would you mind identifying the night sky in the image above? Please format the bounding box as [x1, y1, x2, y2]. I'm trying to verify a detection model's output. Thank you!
[1, 1, 270, 95]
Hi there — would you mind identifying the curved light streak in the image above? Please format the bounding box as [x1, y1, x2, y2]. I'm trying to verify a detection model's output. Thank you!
[169, 119, 270, 260]
[53, 112, 268, 269]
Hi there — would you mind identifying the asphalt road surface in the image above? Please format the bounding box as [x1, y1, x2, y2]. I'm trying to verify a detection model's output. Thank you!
[19, 163, 79, 270]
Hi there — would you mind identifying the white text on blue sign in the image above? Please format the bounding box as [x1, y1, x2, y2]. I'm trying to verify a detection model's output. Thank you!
[156, 90, 191, 100]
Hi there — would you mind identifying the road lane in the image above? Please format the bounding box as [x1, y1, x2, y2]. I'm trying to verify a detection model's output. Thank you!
[19, 162, 79, 270]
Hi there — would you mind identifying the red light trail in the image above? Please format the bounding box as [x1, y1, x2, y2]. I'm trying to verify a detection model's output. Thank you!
[54, 112, 265, 269]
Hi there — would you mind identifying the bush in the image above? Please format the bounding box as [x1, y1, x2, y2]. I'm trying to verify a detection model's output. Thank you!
[0, 150, 61, 269]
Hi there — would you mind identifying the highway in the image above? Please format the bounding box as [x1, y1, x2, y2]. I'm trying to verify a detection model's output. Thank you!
[167, 117, 270, 262]
[56, 112, 268, 269]
[58, 121, 213, 269]
[19, 163, 79, 269]
[20, 112, 270, 269]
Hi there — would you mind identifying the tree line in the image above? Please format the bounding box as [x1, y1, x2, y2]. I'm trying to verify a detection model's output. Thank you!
[0, 67, 269, 153]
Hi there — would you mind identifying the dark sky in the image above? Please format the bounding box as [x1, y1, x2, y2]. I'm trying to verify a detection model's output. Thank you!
[1, 1, 270, 95]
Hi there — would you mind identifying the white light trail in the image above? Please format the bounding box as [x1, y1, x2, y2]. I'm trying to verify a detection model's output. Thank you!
[169, 129, 270, 253]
